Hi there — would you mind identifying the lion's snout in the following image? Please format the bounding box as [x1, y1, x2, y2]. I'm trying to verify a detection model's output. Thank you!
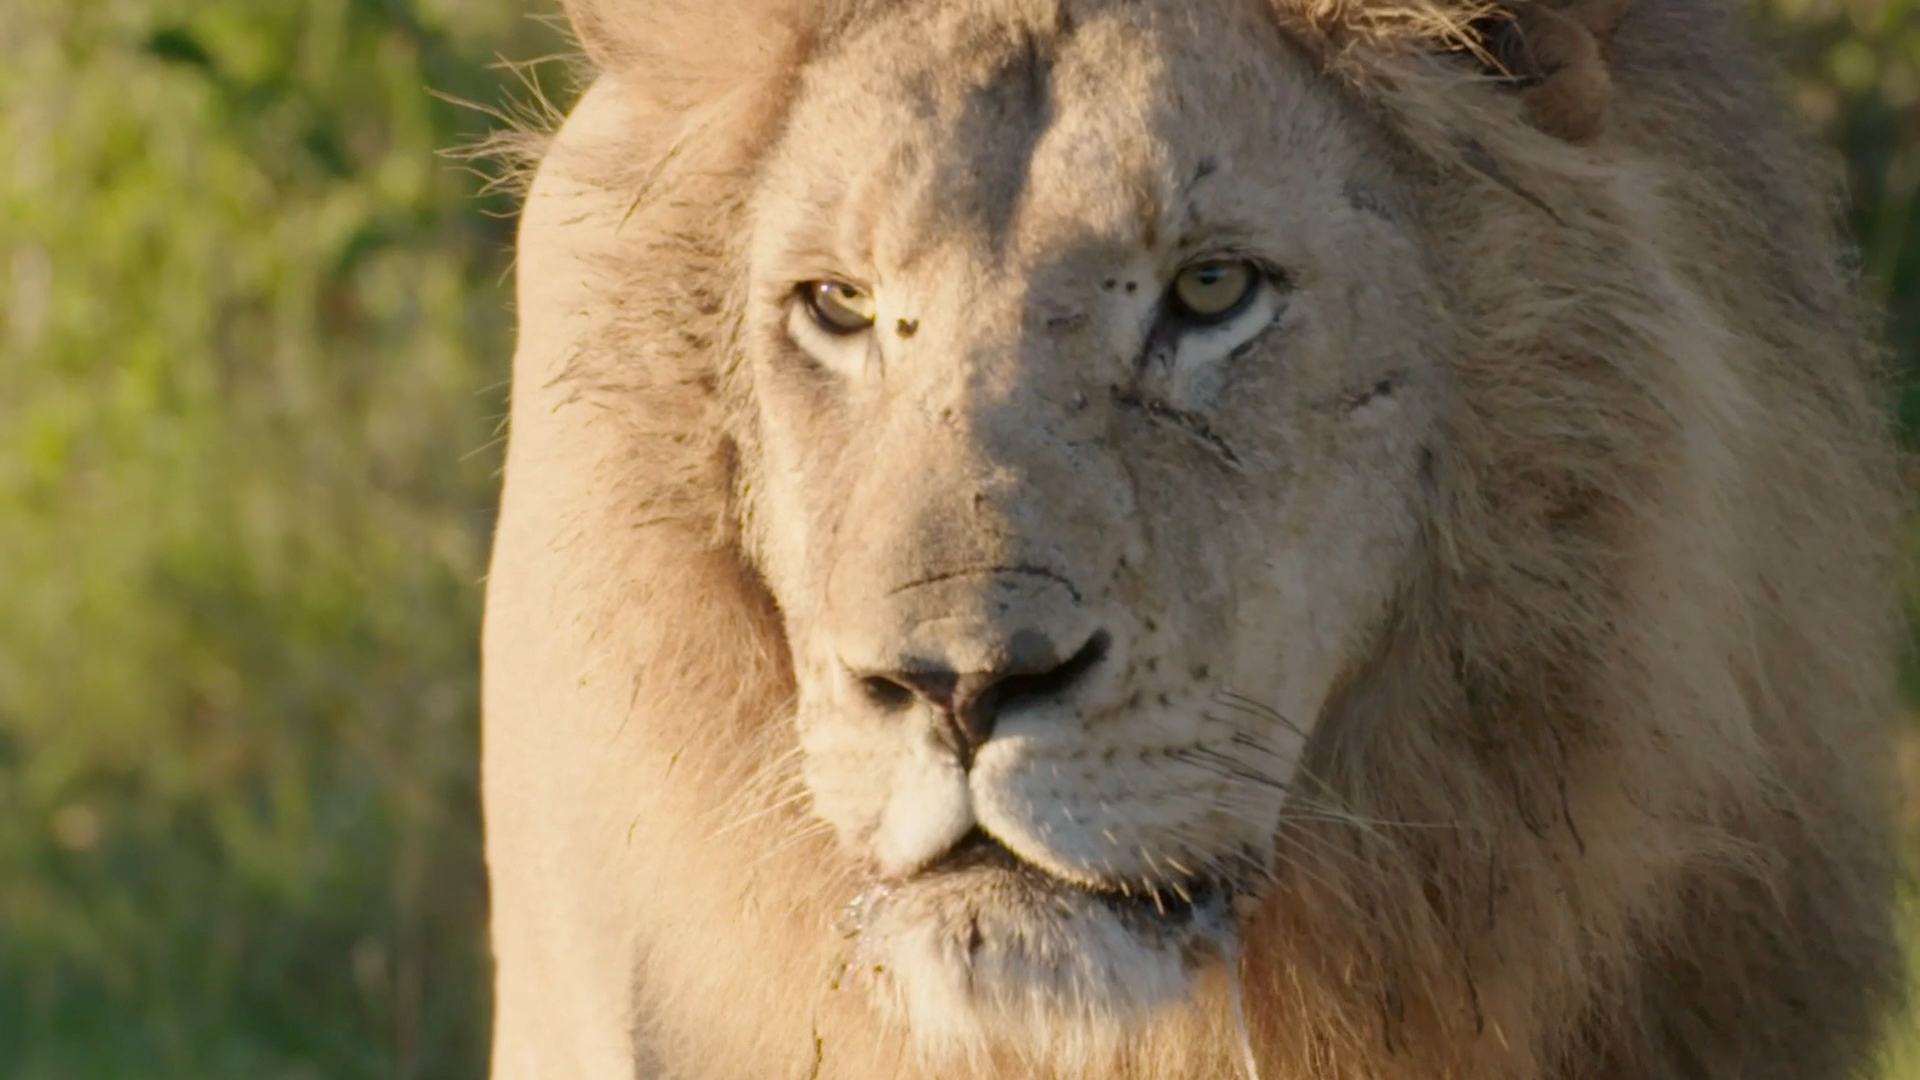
[852, 627, 1112, 760]
[824, 568, 1117, 755]
[801, 566, 1135, 877]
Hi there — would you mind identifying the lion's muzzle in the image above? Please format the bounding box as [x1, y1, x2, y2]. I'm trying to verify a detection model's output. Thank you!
[842, 576, 1111, 761]
[813, 567, 1121, 877]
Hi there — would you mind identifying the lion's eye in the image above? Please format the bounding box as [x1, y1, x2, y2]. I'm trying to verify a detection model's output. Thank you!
[802, 281, 877, 335]
[1169, 261, 1258, 324]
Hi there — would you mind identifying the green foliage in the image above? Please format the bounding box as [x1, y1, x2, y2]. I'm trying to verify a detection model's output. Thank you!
[1755, 0, 1920, 438]
[0, 1, 564, 1076]
[0, 1, 1914, 1078]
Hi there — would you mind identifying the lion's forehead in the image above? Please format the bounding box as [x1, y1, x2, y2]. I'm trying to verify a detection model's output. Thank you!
[770, 0, 1357, 273]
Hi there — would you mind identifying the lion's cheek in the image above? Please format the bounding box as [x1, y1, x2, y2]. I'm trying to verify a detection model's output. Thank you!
[1228, 461, 1423, 723]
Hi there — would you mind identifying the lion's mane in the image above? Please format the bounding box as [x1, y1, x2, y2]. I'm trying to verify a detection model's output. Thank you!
[482, 1, 1906, 1078]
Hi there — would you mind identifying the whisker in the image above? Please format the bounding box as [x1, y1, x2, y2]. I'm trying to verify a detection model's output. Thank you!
[714, 788, 815, 835]
[1212, 689, 1311, 740]
[747, 819, 838, 870]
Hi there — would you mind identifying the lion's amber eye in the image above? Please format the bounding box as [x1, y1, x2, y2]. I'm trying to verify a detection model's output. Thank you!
[802, 281, 878, 335]
[1169, 261, 1258, 324]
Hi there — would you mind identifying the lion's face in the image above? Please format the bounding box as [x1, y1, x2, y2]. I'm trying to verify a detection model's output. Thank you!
[740, 0, 1437, 1053]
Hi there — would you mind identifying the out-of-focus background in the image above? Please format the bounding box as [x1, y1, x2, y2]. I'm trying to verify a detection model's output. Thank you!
[0, 0, 1914, 1077]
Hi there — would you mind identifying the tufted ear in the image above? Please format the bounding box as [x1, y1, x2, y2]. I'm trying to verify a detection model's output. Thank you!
[1472, 0, 1632, 143]
[556, 0, 815, 112]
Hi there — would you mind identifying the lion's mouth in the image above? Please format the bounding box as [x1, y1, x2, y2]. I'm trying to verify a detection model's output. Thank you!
[834, 826, 1244, 1052]
[841, 827, 1228, 939]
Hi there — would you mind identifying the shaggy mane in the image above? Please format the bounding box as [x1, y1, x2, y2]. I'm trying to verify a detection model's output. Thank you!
[482, 1, 1905, 1078]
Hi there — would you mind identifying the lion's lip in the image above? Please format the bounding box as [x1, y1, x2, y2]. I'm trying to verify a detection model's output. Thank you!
[847, 828, 1225, 931]
[918, 828, 1031, 877]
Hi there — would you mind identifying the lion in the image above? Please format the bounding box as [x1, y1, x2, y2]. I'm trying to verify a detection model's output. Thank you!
[480, 0, 1906, 1077]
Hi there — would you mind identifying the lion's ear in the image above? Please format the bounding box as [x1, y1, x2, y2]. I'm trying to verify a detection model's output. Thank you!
[556, 0, 812, 110]
[1473, 0, 1631, 144]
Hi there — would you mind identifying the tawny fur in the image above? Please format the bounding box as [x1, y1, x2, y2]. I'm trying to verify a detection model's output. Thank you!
[481, 1, 1905, 1078]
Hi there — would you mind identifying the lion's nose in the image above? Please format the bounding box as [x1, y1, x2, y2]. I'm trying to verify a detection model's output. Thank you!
[855, 630, 1110, 757]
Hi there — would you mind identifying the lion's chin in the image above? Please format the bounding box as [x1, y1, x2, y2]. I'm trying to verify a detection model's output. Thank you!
[841, 832, 1233, 1061]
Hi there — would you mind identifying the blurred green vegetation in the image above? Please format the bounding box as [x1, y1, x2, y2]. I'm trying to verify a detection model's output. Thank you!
[0, 1, 560, 1075]
[0, 0, 1915, 1077]
[1757, 0, 1920, 437]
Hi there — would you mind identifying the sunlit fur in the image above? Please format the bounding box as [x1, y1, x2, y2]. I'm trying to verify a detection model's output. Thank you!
[481, 1, 1905, 1078]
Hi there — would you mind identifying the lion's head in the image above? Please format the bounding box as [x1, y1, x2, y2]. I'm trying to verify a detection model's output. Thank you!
[741, 2, 1440, 1048]
[482, 0, 1903, 1077]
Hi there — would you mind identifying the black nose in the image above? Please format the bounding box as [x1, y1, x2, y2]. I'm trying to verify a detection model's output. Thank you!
[857, 630, 1110, 757]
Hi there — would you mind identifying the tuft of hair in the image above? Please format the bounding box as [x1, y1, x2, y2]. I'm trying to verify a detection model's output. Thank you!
[439, 54, 582, 204]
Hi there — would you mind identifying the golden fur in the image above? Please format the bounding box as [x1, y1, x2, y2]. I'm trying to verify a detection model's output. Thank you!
[481, 1, 1905, 1077]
